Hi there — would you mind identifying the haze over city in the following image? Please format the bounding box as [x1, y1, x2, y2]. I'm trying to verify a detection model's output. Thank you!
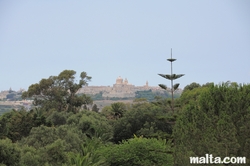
[1, 1, 250, 91]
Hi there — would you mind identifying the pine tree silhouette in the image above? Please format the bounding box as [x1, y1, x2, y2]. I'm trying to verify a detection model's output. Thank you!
[158, 49, 184, 113]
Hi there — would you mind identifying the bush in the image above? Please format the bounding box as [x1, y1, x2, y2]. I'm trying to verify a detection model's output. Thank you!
[98, 136, 173, 166]
[0, 138, 21, 166]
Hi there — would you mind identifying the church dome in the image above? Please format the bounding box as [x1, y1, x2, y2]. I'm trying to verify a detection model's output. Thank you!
[116, 76, 123, 84]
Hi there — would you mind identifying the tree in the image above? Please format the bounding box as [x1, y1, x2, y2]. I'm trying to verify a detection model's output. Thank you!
[21, 138, 69, 166]
[46, 111, 68, 126]
[110, 102, 127, 119]
[19, 124, 85, 154]
[158, 49, 184, 113]
[22, 70, 92, 112]
[0, 109, 37, 142]
[19, 145, 42, 166]
[66, 110, 113, 142]
[99, 135, 173, 166]
[113, 103, 173, 143]
[173, 82, 250, 165]
[152, 96, 172, 112]
[91, 104, 99, 112]
[100, 105, 113, 120]
[202, 82, 214, 87]
[182, 82, 201, 93]
[179, 85, 209, 106]
[68, 138, 106, 166]
[0, 138, 21, 166]
[41, 139, 68, 166]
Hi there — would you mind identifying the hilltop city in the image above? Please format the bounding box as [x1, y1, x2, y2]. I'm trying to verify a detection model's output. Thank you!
[0, 76, 182, 113]
[79, 76, 181, 98]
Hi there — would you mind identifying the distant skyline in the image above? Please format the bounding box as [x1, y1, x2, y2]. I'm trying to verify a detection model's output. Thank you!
[1, 1, 250, 91]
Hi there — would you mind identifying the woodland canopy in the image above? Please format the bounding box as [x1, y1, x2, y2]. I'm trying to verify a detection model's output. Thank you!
[0, 70, 250, 166]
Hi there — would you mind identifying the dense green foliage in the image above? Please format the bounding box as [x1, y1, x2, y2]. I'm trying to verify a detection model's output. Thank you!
[0, 138, 21, 166]
[182, 82, 201, 93]
[101, 102, 130, 122]
[98, 135, 173, 166]
[1, 70, 250, 165]
[0, 109, 47, 142]
[22, 70, 92, 112]
[112, 102, 173, 143]
[68, 138, 106, 166]
[174, 82, 250, 165]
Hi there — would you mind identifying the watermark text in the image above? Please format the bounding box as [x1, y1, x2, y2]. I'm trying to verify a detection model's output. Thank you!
[190, 154, 246, 164]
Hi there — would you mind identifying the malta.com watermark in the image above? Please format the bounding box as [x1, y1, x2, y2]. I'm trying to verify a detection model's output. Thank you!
[190, 154, 246, 164]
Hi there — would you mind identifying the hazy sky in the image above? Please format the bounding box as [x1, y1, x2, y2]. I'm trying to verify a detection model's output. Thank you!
[1, 1, 250, 91]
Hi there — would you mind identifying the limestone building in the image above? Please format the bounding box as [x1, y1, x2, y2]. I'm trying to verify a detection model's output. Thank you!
[78, 76, 157, 98]
[102, 76, 135, 98]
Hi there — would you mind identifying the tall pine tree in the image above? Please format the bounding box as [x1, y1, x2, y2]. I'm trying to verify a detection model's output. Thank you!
[158, 49, 184, 112]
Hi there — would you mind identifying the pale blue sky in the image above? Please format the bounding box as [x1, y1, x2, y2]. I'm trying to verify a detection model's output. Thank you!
[1, 0, 250, 91]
